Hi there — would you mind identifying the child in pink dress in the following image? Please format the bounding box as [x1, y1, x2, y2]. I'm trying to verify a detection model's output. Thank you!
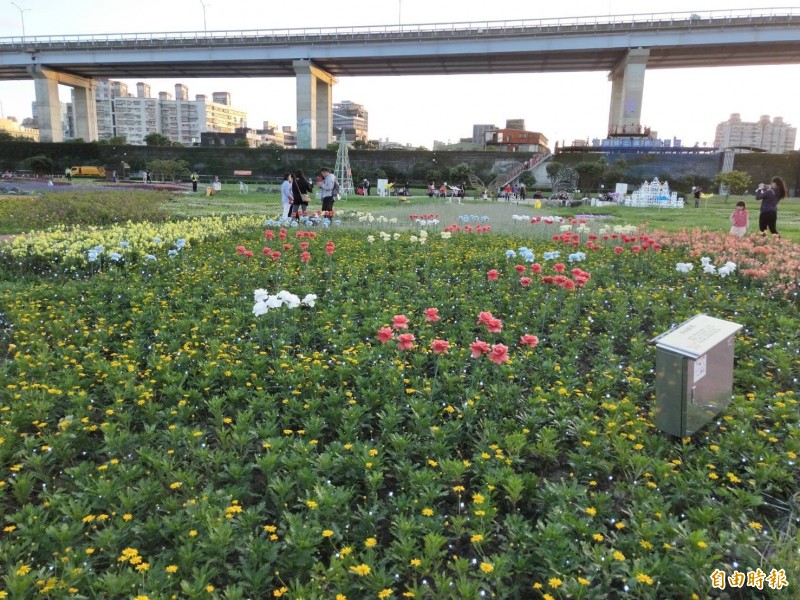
[729, 201, 749, 237]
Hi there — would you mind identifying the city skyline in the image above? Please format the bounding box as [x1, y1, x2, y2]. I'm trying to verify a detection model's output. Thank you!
[1, 0, 799, 149]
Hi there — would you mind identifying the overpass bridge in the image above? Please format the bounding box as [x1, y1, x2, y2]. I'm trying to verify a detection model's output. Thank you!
[1, 8, 799, 147]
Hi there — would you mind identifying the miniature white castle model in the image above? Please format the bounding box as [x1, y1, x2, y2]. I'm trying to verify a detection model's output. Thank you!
[626, 177, 683, 208]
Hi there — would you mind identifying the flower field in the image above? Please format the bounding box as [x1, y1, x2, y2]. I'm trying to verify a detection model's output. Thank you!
[1, 214, 799, 599]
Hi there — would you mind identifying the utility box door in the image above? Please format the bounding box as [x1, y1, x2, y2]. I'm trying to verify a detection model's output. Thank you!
[652, 314, 742, 437]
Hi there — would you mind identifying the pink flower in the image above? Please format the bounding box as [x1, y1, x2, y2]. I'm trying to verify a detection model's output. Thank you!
[299, 241, 310, 250]
[487, 269, 499, 281]
[262, 247, 272, 255]
[424, 308, 441, 322]
[477, 311, 494, 325]
[397, 333, 415, 351]
[486, 317, 503, 333]
[265, 230, 275, 240]
[271, 251, 281, 261]
[283, 243, 292, 250]
[243, 250, 253, 258]
[325, 242, 336, 256]
[632, 245, 641, 254]
[614, 246, 624, 254]
[515, 264, 526, 274]
[279, 228, 287, 240]
[430, 339, 451, 355]
[531, 263, 542, 274]
[236, 245, 246, 254]
[553, 263, 565, 273]
[300, 251, 311, 262]
[469, 339, 490, 358]
[519, 276, 532, 287]
[377, 327, 394, 344]
[520, 334, 539, 348]
[488, 343, 510, 364]
[392, 315, 409, 330]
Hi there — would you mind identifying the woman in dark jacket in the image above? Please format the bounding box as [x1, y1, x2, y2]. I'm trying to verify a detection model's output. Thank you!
[755, 176, 787, 237]
[291, 169, 313, 219]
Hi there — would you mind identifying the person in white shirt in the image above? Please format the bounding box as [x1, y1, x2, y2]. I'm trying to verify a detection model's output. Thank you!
[320, 167, 338, 213]
[280, 172, 293, 218]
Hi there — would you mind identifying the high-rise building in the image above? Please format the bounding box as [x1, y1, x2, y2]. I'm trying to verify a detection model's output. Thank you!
[93, 79, 247, 145]
[714, 113, 797, 153]
[332, 101, 368, 142]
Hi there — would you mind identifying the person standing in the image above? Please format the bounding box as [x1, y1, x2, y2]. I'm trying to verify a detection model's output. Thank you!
[320, 167, 337, 214]
[363, 178, 371, 196]
[519, 182, 526, 200]
[729, 201, 749, 237]
[755, 176, 787, 237]
[65, 167, 71, 181]
[280, 172, 293, 219]
[291, 169, 313, 219]
[191, 171, 199, 192]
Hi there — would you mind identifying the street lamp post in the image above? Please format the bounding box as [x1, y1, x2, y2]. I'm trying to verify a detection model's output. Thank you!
[10, 2, 30, 41]
[199, 0, 210, 33]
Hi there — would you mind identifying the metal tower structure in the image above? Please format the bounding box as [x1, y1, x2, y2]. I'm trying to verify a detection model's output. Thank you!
[333, 130, 354, 198]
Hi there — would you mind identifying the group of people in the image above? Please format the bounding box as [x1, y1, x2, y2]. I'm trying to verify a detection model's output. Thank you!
[280, 167, 339, 219]
[728, 176, 786, 238]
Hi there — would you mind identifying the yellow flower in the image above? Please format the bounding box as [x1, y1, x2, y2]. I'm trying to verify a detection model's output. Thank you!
[85, 548, 95, 555]
[421, 508, 434, 517]
[336, 595, 347, 600]
[170, 482, 182, 489]
[548, 577, 563, 588]
[16, 564, 32, 576]
[122, 513, 133, 521]
[479, 562, 494, 573]
[378, 589, 393, 599]
[696, 540, 708, 548]
[592, 533, 604, 542]
[410, 558, 421, 567]
[189, 530, 198, 537]
[577, 577, 590, 586]
[613, 551, 626, 561]
[470, 534, 484, 543]
[636, 572, 654, 585]
[543, 594, 555, 600]
[749, 521, 763, 531]
[273, 587, 288, 597]
[322, 529, 334, 538]
[206, 585, 215, 593]
[472, 493, 485, 504]
[365, 537, 378, 548]
[584, 507, 597, 517]
[305, 500, 318, 509]
[349, 564, 371, 576]
[166, 565, 178, 573]
[134, 596, 149, 600]
[614, 522, 625, 530]
[135, 562, 150, 572]
[453, 485, 465, 492]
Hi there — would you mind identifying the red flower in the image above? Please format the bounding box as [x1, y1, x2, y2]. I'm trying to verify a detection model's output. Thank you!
[431, 338, 451, 355]
[520, 276, 532, 287]
[632, 245, 641, 254]
[469, 339, 490, 358]
[300, 251, 311, 262]
[477, 311, 494, 325]
[614, 246, 624, 254]
[531, 263, 542, 274]
[243, 250, 253, 258]
[515, 264, 526, 274]
[397, 333, 415, 351]
[283, 243, 292, 250]
[325, 242, 336, 256]
[488, 343, 510, 364]
[486, 317, 503, 333]
[279, 228, 287, 240]
[236, 245, 246, 254]
[541, 275, 555, 284]
[377, 327, 394, 344]
[299, 241, 309, 250]
[392, 315, 410, 330]
[487, 269, 499, 281]
[265, 230, 275, 240]
[553, 263, 566, 273]
[262, 247, 271, 255]
[424, 308, 441, 322]
[520, 334, 539, 348]
[271, 251, 281, 260]
[561, 279, 576, 290]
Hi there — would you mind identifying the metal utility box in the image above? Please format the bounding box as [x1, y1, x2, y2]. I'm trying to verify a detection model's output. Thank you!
[651, 314, 742, 437]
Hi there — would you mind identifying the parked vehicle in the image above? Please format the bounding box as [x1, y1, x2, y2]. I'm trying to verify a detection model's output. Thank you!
[70, 166, 106, 178]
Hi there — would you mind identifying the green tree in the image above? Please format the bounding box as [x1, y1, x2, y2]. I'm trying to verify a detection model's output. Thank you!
[449, 162, 473, 183]
[575, 161, 606, 191]
[144, 133, 173, 147]
[714, 170, 752, 195]
[546, 162, 563, 188]
[518, 171, 536, 187]
[326, 141, 340, 151]
[26, 155, 55, 175]
[234, 139, 250, 148]
[146, 159, 191, 182]
[0, 131, 18, 142]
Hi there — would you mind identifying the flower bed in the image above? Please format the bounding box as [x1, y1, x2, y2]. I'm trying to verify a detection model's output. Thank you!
[0, 224, 798, 599]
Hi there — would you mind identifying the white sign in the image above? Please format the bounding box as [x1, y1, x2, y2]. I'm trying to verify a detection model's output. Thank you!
[653, 314, 742, 359]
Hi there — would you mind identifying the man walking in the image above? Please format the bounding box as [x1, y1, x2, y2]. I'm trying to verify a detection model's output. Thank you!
[321, 167, 338, 214]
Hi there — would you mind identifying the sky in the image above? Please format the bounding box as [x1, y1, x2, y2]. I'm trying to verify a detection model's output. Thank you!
[1, 0, 799, 149]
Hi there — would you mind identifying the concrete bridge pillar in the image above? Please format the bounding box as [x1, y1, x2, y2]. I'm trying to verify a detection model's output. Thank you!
[607, 48, 650, 136]
[28, 66, 99, 142]
[293, 60, 336, 149]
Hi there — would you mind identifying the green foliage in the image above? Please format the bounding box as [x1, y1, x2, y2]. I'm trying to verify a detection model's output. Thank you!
[448, 162, 473, 183]
[546, 161, 563, 187]
[574, 160, 606, 191]
[26, 154, 55, 175]
[146, 159, 191, 182]
[144, 132, 173, 147]
[518, 171, 536, 187]
[714, 170, 752, 195]
[326, 141, 340, 151]
[0, 191, 171, 233]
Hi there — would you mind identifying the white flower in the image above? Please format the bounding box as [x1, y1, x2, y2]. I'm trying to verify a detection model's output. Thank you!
[700, 256, 713, 266]
[702, 264, 717, 274]
[265, 295, 283, 309]
[276, 290, 301, 308]
[440, 231, 452, 239]
[301, 294, 317, 307]
[253, 301, 270, 317]
[410, 235, 418, 243]
[254, 289, 270, 303]
[392, 233, 400, 240]
[676, 262, 694, 273]
[367, 235, 375, 243]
